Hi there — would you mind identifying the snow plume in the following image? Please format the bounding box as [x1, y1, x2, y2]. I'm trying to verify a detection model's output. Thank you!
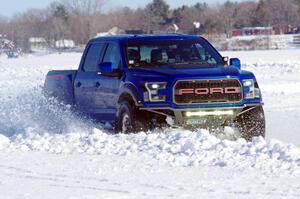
[0, 53, 93, 138]
[0, 88, 94, 136]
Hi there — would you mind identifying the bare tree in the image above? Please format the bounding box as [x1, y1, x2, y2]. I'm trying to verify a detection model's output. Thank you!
[0, 16, 10, 44]
[234, 2, 257, 28]
[4, 9, 50, 51]
[104, 7, 144, 31]
[61, 0, 107, 43]
[268, 0, 299, 27]
[217, 1, 238, 37]
[61, 0, 105, 14]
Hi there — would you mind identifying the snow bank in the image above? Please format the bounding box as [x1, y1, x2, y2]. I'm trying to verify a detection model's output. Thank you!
[1, 128, 299, 173]
[225, 34, 296, 50]
[0, 134, 10, 150]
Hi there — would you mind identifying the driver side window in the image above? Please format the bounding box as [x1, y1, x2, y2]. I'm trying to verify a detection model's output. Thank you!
[82, 43, 104, 72]
[103, 43, 121, 70]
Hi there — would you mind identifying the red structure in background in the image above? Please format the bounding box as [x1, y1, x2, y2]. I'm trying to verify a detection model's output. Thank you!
[232, 27, 273, 37]
[273, 25, 300, 34]
[232, 29, 243, 37]
[232, 26, 300, 37]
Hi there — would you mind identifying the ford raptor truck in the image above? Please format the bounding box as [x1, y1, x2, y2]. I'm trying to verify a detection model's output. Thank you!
[44, 34, 265, 140]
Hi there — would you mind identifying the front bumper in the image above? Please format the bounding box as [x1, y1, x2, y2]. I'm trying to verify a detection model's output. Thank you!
[140, 103, 263, 126]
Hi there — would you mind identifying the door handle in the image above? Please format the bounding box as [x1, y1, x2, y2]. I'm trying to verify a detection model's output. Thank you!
[95, 82, 101, 88]
[76, 82, 82, 88]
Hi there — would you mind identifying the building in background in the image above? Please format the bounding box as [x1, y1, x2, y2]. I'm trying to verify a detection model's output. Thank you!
[232, 27, 274, 37]
[28, 37, 48, 52]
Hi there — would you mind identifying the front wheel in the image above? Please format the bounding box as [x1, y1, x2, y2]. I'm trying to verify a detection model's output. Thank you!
[235, 106, 266, 141]
[115, 101, 148, 133]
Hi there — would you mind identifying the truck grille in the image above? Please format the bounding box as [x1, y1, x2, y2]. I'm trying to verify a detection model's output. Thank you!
[173, 79, 242, 105]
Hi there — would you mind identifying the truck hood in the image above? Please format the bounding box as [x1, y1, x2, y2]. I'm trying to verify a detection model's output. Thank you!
[129, 65, 242, 78]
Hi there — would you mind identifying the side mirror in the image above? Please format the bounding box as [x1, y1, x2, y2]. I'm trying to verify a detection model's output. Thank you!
[230, 58, 241, 70]
[99, 62, 113, 73]
[98, 62, 120, 77]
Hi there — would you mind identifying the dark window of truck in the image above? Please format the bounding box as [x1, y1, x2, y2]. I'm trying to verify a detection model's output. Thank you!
[103, 43, 121, 70]
[125, 39, 223, 68]
[82, 43, 104, 72]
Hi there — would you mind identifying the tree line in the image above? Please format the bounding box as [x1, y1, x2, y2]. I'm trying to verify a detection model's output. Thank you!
[0, 0, 300, 51]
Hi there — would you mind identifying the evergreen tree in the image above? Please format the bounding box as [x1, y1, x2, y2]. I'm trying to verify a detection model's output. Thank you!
[50, 2, 69, 45]
[143, 0, 170, 33]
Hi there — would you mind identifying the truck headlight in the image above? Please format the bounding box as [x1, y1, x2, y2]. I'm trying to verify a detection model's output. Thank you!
[145, 82, 167, 102]
[243, 79, 260, 99]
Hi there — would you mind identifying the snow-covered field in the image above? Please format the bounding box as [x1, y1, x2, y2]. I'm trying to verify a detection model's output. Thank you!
[0, 50, 300, 198]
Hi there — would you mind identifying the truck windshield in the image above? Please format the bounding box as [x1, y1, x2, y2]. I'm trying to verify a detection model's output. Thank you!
[125, 39, 224, 68]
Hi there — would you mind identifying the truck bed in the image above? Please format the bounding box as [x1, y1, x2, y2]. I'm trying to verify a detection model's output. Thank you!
[44, 70, 77, 105]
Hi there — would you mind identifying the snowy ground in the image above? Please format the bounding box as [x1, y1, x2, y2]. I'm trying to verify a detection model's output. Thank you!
[0, 50, 300, 198]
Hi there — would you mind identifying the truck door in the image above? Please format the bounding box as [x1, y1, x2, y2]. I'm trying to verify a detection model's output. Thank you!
[92, 42, 122, 122]
[74, 42, 105, 114]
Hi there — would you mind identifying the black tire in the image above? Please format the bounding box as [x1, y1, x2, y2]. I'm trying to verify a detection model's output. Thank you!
[235, 106, 266, 141]
[115, 101, 148, 133]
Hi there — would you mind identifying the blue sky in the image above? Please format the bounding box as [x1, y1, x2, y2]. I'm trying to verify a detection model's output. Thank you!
[1, 0, 239, 17]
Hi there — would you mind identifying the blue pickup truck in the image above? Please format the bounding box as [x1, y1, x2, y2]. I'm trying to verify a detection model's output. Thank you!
[44, 34, 265, 140]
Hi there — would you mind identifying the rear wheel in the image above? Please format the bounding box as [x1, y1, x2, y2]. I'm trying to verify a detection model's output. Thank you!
[235, 106, 265, 141]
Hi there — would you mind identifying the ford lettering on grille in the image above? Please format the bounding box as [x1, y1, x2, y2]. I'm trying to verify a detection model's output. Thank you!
[174, 79, 242, 104]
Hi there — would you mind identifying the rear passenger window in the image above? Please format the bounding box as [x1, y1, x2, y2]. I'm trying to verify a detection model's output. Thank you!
[103, 43, 121, 70]
[82, 43, 104, 72]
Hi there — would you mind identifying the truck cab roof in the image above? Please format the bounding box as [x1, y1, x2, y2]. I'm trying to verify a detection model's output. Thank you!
[90, 34, 204, 43]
